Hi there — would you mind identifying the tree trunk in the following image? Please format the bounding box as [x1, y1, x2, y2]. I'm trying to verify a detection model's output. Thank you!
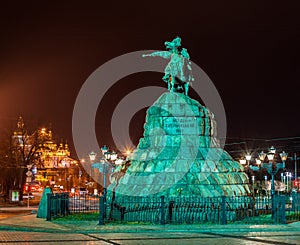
[18, 168, 27, 205]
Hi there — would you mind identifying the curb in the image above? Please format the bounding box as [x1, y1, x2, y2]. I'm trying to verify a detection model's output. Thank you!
[0, 223, 299, 234]
[0, 224, 70, 233]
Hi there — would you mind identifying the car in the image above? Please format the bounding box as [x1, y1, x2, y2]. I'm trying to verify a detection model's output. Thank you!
[22, 192, 34, 199]
[78, 187, 88, 196]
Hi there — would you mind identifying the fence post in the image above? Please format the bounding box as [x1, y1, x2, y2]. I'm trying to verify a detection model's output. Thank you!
[121, 207, 125, 221]
[61, 192, 69, 216]
[168, 201, 175, 224]
[46, 193, 52, 221]
[98, 196, 105, 225]
[61, 193, 65, 216]
[53, 195, 57, 217]
[160, 196, 165, 225]
[65, 192, 70, 215]
[280, 195, 286, 224]
[221, 196, 227, 225]
[292, 192, 296, 211]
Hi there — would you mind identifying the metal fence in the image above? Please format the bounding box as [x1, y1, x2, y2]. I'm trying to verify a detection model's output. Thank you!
[46, 192, 300, 224]
[106, 195, 259, 225]
[285, 192, 300, 223]
[46, 193, 99, 221]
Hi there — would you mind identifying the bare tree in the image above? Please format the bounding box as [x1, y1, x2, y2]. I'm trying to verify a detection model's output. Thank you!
[0, 125, 19, 199]
[0, 116, 50, 204]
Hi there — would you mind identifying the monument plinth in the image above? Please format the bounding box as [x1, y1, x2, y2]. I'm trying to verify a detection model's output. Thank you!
[109, 91, 250, 197]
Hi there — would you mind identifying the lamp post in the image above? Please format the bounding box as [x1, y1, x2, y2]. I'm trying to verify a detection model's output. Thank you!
[101, 148, 118, 197]
[89, 151, 97, 183]
[91, 145, 118, 196]
[261, 147, 287, 195]
[255, 158, 262, 189]
[285, 172, 292, 192]
[258, 146, 287, 217]
[251, 176, 255, 194]
[289, 153, 300, 181]
[240, 148, 287, 194]
[240, 156, 256, 193]
[240, 154, 251, 170]
[90, 146, 118, 222]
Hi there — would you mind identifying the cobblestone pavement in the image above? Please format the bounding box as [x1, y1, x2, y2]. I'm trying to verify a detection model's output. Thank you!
[0, 212, 299, 244]
[0, 230, 300, 244]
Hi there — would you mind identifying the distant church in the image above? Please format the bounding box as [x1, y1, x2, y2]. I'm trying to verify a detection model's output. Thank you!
[12, 116, 79, 187]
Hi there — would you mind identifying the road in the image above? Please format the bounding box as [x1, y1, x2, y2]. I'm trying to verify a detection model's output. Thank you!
[0, 230, 299, 244]
[0, 209, 33, 220]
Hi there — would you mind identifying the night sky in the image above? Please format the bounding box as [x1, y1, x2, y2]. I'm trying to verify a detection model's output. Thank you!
[0, 1, 299, 159]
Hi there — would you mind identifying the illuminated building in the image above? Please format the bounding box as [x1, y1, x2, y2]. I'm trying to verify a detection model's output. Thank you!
[12, 116, 80, 190]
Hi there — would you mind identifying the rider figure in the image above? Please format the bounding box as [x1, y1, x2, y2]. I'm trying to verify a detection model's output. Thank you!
[142, 36, 194, 96]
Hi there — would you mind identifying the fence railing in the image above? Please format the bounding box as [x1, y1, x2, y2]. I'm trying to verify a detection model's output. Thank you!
[46, 193, 69, 221]
[46, 193, 300, 224]
[106, 195, 261, 225]
[46, 193, 99, 221]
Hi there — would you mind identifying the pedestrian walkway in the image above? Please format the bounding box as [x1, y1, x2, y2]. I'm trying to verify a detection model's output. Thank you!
[0, 213, 300, 244]
[1, 230, 300, 245]
[0, 212, 300, 234]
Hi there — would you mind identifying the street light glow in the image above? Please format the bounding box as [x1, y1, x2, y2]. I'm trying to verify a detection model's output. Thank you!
[269, 146, 276, 154]
[110, 151, 118, 161]
[89, 151, 97, 161]
[259, 151, 266, 161]
[280, 151, 288, 161]
[239, 159, 246, 165]
[267, 152, 275, 162]
[245, 153, 251, 161]
[104, 151, 111, 160]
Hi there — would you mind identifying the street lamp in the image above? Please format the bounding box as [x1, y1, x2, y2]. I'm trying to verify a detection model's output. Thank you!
[259, 151, 266, 160]
[255, 159, 262, 190]
[89, 152, 97, 176]
[89, 151, 97, 161]
[259, 146, 287, 217]
[289, 153, 300, 181]
[245, 153, 252, 166]
[92, 146, 118, 198]
[115, 157, 124, 166]
[101, 145, 109, 155]
[285, 172, 292, 192]
[256, 159, 262, 165]
[261, 147, 287, 195]
[91, 146, 119, 222]
[101, 149, 118, 196]
[240, 153, 257, 194]
[88, 151, 97, 189]
[239, 158, 247, 166]
[251, 175, 255, 194]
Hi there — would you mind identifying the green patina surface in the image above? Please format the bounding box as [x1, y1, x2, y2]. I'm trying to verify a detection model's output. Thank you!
[143, 36, 194, 96]
[109, 92, 250, 198]
[109, 37, 250, 199]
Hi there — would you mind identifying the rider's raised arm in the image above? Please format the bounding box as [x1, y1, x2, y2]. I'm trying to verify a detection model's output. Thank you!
[142, 51, 171, 59]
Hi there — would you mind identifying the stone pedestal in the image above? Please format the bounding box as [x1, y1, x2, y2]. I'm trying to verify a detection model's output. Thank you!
[110, 92, 250, 197]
